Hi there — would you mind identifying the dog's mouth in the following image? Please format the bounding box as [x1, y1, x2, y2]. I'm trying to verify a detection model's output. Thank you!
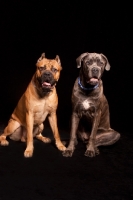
[42, 81, 54, 88]
[87, 77, 99, 85]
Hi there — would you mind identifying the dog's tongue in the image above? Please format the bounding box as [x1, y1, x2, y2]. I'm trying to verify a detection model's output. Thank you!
[90, 78, 98, 82]
[42, 82, 51, 86]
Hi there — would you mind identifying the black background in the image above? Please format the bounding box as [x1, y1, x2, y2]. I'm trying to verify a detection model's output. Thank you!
[0, 1, 133, 200]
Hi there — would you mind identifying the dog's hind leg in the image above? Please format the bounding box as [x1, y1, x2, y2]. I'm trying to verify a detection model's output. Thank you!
[10, 126, 23, 141]
[0, 119, 21, 146]
[35, 123, 51, 143]
[95, 129, 120, 147]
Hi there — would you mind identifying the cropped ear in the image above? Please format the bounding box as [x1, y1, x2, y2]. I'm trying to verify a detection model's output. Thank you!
[55, 55, 61, 66]
[101, 54, 111, 71]
[37, 53, 45, 62]
[76, 52, 89, 68]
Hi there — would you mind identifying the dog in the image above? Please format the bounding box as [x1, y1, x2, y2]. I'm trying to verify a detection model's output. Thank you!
[63, 52, 120, 157]
[0, 53, 66, 157]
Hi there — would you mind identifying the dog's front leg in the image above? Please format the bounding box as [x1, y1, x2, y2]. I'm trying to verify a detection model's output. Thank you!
[62, 112, 79, 157]
[85, 110, 101, 157]
[48, 112, 66, 151]
[24, 112, 34, 158]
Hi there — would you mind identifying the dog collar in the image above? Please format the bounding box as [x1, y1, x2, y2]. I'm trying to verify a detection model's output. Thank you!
[78, 77, 99, 91]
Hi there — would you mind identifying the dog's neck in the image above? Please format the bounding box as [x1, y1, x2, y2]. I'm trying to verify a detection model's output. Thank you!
[78, 77, 99, 91]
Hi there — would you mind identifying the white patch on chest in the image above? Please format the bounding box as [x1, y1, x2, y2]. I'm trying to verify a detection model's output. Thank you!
[82, 99, 90, 110]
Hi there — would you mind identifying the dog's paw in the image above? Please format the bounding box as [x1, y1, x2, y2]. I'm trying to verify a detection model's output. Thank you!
[24, 149, 33, 158]
[62, 149, 74, 157]
[56, 142, 66, 151]
[41, 137, 51, 143]
[21, 136, 26, 142]
[0, 139, 9, 146]
[85, 147, 100, 157]
[36, 135, 51, 143]
[95, 147, 100, 155]
[84, 149, 95, 157]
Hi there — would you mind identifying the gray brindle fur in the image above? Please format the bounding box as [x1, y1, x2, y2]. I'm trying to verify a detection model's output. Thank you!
[63, 52, 120, 157]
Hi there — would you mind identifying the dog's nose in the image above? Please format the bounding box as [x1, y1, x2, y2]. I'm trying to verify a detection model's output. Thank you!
[92, 67, 99, 74]
[44, 71, 51, 77]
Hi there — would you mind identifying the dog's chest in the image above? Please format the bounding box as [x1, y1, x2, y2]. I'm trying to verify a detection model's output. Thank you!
[33, 101, 50, 123]
[75, 98, 95, 119]
[82, 99, 91, 110]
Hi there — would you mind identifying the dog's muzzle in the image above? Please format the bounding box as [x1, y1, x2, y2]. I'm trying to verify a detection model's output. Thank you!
[85, 67, 100, 85]
[41, 71, 56, 89]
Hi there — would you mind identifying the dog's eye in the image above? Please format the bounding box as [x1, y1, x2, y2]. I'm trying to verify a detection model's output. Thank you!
[86, 60, 93, 65]
[39, 67, 44, 71]
[38, 66, 46, 71]
[99, 61, 104, 67]
[51, 68, 58, 73]
[100, 62, 104, 66]
[96, 59, 104, 67]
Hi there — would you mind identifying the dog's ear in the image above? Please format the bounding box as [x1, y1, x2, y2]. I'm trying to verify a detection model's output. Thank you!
[41, 53, 45, 58]
[55, 55, 61, 66]
[37, 53, 45, 62]
[76, 52, 89, 68]
[101, 54, 111, 71]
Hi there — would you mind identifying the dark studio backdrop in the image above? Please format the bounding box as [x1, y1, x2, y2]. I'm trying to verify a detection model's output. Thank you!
[0, 1, 132, 200]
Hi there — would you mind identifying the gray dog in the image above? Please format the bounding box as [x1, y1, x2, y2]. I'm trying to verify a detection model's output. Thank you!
[63, 52, 120, 157]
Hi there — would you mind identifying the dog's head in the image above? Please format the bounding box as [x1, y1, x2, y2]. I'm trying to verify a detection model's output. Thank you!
[35, 53, 62, 93]
[76, 53, 110, 85]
